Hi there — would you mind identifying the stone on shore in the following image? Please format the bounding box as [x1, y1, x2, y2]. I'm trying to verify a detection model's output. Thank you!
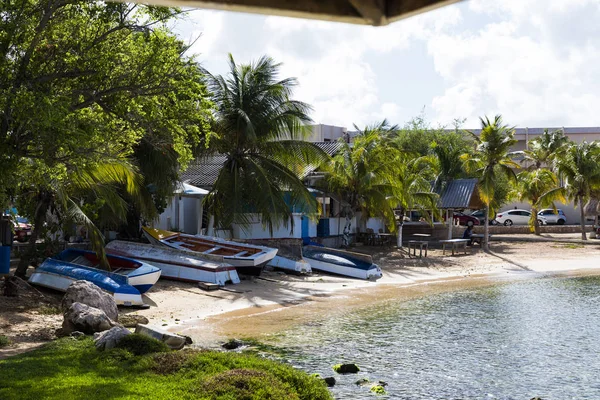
[333, 363, 360, 374]
[62, 302, 117, 334]
[135, 324, 186, 350]
[119, 314, 149, 328]
[61, 280, 118, 321]
[94, 326, 131, 350]
[323, 377, 336, 387]
[222, 339, 243, 350]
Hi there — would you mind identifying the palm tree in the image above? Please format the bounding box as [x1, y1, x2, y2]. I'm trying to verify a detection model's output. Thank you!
[201, 55, 329, 235]
[521, 129, 570, 170]
[462, 115, 520, 250]
[14, 158, 153, 278]
[556, 141, 600, 240]
[324, 121, 399, 234]
[513, 169, 565, 235]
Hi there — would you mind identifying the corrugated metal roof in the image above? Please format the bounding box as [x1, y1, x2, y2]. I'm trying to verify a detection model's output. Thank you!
[180, 142, 342, 189]
[438, 178, 480, 209]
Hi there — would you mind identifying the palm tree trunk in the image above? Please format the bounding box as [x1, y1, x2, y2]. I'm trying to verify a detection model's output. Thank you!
[484, 205, 490, 251]
[580, 197, 587, 240]
[15, 192, 51, 278]
[396, 209, 404, 249]
[532, 206, 540, 235]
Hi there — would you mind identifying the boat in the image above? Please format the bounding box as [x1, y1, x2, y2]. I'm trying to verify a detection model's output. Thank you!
[267, 255, 312, 274]
[105, 240, 241, 285]
[302, 245, 382, 280]
[142, 227, 278, 276]
[29, 249, 161, 306]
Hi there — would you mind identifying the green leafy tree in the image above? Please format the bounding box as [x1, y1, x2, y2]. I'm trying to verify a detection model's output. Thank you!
[1, 1, 213, 276]
[462, 115, 519, 250]
[520, 129, 570, 170]
[512, 169, 566, 235]
[556, 141, 600, 240]
[201, 55, 329, 235]
[324, 121, 400, 232]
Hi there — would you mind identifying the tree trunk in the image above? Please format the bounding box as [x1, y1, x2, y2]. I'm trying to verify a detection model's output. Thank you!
[14, 192, 51, 278]
[396, 209, 404, 249]
[484, 205, 490, 251]
[580, 197, 587, 241]
[532, 206, 540, 235]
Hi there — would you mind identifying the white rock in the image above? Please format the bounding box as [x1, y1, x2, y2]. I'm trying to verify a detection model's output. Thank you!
[135, 324, 186, 350]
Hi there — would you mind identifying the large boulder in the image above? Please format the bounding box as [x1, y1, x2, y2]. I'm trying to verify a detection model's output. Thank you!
[61, 280, 118, 321]
[135, 324, 187, 350]
[94, 326, 132, 350]
[62, 302, 117, 335]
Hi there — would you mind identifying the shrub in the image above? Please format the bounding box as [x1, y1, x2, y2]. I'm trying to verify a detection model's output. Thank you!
[200, 368, 299, 400]
[0, 335, 10, 348]
[151, 350, 199, 375]
[115, 334, 170, 356]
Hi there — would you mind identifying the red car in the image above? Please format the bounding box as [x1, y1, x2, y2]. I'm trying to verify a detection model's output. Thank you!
[452, 212, 480, 226]
[13, 216, 32, 242]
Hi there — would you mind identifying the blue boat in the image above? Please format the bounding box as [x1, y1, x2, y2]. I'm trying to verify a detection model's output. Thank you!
[29, 249, 161, 306]
[302, 245, 382, 280]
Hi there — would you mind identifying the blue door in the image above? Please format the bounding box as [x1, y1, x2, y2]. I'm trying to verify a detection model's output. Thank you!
[301, 215, 309, 239]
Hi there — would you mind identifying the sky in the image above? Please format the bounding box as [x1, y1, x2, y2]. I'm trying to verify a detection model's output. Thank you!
[172, 0, 600, 130]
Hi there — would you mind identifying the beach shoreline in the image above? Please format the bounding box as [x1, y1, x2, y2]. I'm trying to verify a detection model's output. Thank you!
[3, 239, 600, 357]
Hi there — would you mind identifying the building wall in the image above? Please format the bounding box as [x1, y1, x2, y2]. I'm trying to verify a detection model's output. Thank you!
[305, 124, 348, 142]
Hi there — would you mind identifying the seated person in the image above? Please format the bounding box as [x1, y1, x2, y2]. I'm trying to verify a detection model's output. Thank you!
[462, 225, 474, 245]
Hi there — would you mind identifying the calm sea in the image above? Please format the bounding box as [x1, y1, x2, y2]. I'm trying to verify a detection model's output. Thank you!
[271, 275, 600, 399]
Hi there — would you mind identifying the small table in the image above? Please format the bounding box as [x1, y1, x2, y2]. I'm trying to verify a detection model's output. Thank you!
[440, 239, 469, 255]
[378, 233, 395, 246]
[408, 240, 428, 258]
[471, 234, 493, 247]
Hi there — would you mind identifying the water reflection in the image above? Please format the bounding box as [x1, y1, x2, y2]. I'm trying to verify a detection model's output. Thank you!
[272, 276, 600, 399]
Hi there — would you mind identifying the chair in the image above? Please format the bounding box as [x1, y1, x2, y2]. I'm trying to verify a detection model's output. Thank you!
[366, 228, 375, 245]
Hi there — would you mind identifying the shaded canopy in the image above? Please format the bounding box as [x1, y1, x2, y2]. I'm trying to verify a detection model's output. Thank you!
[437, 178, 484, 210]
[126, 0, 460, 26]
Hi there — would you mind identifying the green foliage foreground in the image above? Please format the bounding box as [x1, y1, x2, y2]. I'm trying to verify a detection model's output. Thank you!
[0, 338, 332, 400]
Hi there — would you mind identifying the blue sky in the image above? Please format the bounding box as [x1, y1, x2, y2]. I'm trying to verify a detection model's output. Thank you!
[173, 0, 600, 130]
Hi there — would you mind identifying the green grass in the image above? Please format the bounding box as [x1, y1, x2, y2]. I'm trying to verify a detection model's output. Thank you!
[0, 337, 332, 400]
[0, 335, 10, 348]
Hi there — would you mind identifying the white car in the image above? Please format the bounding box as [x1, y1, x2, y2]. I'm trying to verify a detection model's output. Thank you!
[495, 209, 547, 226]
[537, 209, 567, 225]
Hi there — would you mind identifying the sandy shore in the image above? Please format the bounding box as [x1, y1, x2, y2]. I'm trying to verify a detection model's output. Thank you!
[132, 239, 600, 346]
[3, 237, 600, 357]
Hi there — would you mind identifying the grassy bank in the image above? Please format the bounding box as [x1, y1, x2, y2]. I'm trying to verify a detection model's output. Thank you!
[0, 337, 332, 400]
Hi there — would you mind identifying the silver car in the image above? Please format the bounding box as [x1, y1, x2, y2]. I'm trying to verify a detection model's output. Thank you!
[495, 209, 548, 226]
[537, 209, 567, 225]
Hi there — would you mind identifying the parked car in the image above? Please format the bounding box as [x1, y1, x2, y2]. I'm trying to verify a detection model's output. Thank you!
[470, 209, 497, 225]
[495, 209, 547, 226]
[452, 212, 480, 226]
[537, 209, 567, 225]
[13, 216, 32, 242]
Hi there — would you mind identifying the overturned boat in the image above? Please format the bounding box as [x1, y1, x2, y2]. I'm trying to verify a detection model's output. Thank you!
[29, 249, 161, 306]
[302, 246, 382, 280]
[142, 227, 277, 276]
[105, 240, 240, 285]
[267, 255, 312, 274]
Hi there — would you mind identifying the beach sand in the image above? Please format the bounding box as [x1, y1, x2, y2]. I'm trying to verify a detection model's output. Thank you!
[2, 238, 600, 357]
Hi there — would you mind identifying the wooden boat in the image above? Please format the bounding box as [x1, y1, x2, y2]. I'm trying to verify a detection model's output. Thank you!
[302, 245, 382, 280]
[105, 240, 241, 285]
[142, 227, 278, 276]
[29, 249, 161, 306]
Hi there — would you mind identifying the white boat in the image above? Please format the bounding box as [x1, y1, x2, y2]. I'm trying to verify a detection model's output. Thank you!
[106, 240, 241, 285]
[142, 227, 278, 276]
[267, 255, 312, 274]
[29, 249, 161, 306]
[302, 245, 382, 280]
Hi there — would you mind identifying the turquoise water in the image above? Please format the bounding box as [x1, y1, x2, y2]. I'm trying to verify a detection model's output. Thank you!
[272, 276, 600, 399]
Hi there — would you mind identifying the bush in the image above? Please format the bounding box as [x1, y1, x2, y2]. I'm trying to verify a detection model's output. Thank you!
[200, 368, 299, 400]
[0, 335, 10, 348]
[115, 334, 170, 356]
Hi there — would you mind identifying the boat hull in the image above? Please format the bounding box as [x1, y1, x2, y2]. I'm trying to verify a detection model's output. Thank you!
[268, 255, 312, 274]
[142, 227, 278, 276]
[29, 258, 146, 306]
[302, 246, 382, 280]
[53, 249, 161, 294]
[106, 240, 241, 285]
